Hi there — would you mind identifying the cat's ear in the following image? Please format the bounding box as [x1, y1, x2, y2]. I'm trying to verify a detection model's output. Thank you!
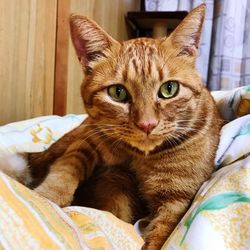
[70, 15, 120, 73]
[168, 3, 206, 57]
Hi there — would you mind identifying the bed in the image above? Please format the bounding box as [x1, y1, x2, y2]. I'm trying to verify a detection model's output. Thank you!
[0, 86, 249, 249]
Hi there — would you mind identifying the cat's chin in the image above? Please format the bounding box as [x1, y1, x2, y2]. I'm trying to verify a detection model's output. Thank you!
[128, 139, 164, 155]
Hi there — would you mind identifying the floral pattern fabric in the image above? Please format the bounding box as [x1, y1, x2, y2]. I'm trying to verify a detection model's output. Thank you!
[162, 115, 250, 250]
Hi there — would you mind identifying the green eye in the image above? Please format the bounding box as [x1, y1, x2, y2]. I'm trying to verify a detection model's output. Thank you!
[158, 81, 179, 99]
[108, 84, 128, 102]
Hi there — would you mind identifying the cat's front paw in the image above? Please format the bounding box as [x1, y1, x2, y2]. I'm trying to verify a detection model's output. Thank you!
[34, 183, 74, 207]
[141, 241, 160, 250]
[142, 235, 166, 250]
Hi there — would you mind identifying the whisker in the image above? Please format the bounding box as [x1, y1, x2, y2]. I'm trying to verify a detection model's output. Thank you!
[176, 127, 207, 136]
[95, 132, 122, 151]
[79, 127, 116, 142]
[110, 137, 124, 154]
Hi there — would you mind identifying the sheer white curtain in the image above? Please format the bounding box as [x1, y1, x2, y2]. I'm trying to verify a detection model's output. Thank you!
[209, 0, 250, 90]
[145, 0, 250, 90]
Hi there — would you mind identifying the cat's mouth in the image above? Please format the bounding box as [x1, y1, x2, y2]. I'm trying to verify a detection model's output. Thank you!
[102, 124, 168, 154]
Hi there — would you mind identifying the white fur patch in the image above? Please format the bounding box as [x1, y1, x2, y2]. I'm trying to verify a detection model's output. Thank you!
[3, 154, 27, 173]
[0, 154, 31, 185]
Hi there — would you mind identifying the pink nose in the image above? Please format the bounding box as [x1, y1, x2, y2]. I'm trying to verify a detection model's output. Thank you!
[136, 119, 158, 134]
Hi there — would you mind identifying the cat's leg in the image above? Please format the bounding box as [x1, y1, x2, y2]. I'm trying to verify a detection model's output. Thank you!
[0, 123, 89, 186]
[27, 122, 89, 173]
[34, 139, 98, 207]
[142, 200, 189, 250]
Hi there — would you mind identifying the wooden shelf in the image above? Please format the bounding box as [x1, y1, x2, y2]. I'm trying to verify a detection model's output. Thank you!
[126, 11, 188, 38]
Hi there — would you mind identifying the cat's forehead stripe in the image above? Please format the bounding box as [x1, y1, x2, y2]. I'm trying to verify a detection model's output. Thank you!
[132, 58, 139, 74]
[158, 66, 164, 82]
[122, 64, 128, 82]
[122, 41, 166, 84]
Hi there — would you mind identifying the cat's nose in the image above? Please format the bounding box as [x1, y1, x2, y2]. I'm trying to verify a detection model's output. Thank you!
[136, 119, 158, 134]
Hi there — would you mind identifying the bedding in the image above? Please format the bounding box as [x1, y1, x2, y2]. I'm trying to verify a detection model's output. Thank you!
[0, 86, 249, 249]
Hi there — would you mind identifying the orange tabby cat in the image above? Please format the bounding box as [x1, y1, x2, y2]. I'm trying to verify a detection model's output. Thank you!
[0, 4, 222, 249]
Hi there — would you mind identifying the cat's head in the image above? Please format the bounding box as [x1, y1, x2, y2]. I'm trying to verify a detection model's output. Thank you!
[70, 4, 206, 154]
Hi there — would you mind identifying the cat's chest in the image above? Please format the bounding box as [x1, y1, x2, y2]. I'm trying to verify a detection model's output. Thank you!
[98, 143, 130, 166]
[131, 152, 192, 191]
[131, 156, 168, 181]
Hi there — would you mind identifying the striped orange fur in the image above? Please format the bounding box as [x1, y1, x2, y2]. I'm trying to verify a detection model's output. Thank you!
[0, 4, 222, 249]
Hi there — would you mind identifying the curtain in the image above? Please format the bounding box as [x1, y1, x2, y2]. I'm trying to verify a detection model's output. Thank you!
[145, 0, 250, 90]
[209, 0, 250, 90]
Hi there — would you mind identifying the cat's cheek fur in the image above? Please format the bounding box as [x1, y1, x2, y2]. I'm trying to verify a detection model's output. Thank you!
[0, 154, 31, 185]
[89, 92, 130, 119]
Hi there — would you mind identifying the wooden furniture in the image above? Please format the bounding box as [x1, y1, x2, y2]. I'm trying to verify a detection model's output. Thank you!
[0, 0, 57, 125]
[126, 11, 188, 38]
[0, 0, 139, 125]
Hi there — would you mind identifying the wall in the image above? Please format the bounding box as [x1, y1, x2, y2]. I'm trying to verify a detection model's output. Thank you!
[0, 0, 139, 125]
[0, 0, 57, 124]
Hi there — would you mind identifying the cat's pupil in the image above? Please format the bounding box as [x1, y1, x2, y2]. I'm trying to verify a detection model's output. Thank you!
[116, 87, 122, 97]
[167, 83, 172, 93]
